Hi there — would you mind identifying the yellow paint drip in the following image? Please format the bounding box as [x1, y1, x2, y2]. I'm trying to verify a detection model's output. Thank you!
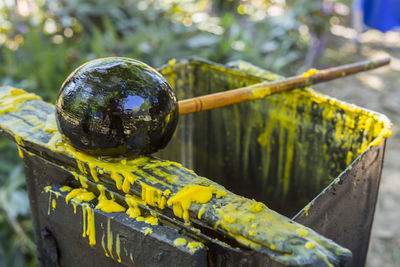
[141, 182, 166, 209]
[144, 227, 152, 236]
[65, 188, 95, 204]
[107, 218, 114, 258]
[102, 233, 109, 257]
[86, 205, 96, 245]
[174, 238, 187, 247]
[15, 136, 24, 158]
[52, 199, 56, 209]
[125, 195, 141, 218]
[116, 234, 122, 263]
[96, 184, 126, 213]
[47, 191, 53, 215]
[167, 185, 215, 222]
[197, 205, 206, 219]
[17, 146, 24, 158]
[80, 203, 96, 245]
[89, 163, 99, 182]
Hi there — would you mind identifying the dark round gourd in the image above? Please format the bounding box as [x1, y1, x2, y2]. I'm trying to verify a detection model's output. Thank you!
[55, 57, 179, 156]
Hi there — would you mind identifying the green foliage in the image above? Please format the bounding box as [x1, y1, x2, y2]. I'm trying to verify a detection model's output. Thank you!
[0, 161, 37, 267]
[0, 1, 351, 266]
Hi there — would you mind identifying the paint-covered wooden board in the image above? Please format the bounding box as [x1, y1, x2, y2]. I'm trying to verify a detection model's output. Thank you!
[0, 85, 351, 266]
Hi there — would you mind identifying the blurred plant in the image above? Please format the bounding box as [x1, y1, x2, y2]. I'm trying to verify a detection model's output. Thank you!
[0, 161, 37, 267]
[0, 0, 353, 266]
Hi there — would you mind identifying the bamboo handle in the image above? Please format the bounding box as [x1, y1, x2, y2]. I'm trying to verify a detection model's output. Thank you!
[178, 57, 390, 115]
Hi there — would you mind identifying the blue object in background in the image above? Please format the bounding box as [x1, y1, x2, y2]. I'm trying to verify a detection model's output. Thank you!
[360, 0, 400, 32]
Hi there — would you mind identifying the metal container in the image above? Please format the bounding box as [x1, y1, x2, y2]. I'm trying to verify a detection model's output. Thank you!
[158, 58, 391, 267]
[0, 58, 391, 267]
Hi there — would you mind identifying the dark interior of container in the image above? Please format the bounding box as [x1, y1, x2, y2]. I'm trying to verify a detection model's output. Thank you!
[157, 59, 379, 217]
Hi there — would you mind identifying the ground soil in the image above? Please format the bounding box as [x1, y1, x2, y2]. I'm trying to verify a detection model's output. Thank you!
[313, 29, 400, 266]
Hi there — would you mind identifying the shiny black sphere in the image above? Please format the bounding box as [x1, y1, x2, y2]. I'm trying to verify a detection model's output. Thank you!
[55, 57, 179, 156]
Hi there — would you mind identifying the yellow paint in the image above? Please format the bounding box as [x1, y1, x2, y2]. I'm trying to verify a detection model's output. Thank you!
[102, 233, 110, 257]
[305, 242, 315, 249]
[144, 216, 158, 225]
[80, 204, 96, 246]
[82, 204, 87, 238]
[125, 194, 141, 218]
[164, 189, 171, 196]
[65, 188, 96, 204]
[60, 186, 72, 192]
[166, 185, 215, 221]
[251, 86, 271, 100]
[116, 234, 122, 263]
[249, 202, 266, 213]
[0, 88, 42, 115]
[96, 184, 126, 213]
[303, 203, 312, 216]
[15, 136, 24, 158]
[135, 216, 157, 225]
[107, 218, 114, 258]
[89, 163, 99, 182]
[110, 171, 123, 190]
[197, 205, 206, 219]
[17, 146, 24, 158]
[223, 215, 237, 224]
[136, 216, 145, 221]
[15, 135, 24, 145]
[47, 191, 52, 215]
[144, 227, 152, 236]
[174, 238, 187, 247]
[296, 229, 308, 237]
[302, 68, 319, 78]
[85, 204, 96, 245]
[52, 199, 56, 209]
[187, 242, 204, 253]
[141, 182, 166, 209]
[71, 171, 89, 189]
[96, 198, 126, 213]
[346, 151, 354, 166]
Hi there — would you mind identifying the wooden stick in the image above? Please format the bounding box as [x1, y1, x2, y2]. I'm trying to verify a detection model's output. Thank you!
[178, 57, 390, 115]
